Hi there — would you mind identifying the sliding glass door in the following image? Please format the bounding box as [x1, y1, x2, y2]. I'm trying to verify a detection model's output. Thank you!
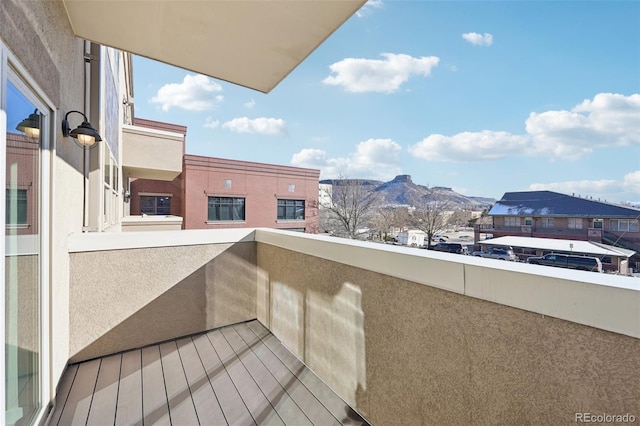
[3, 55, 50, 426]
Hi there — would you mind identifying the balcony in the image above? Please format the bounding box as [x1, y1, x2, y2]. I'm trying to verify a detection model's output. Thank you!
[122, 124, 183, 182]
[62, 229, 640, 424]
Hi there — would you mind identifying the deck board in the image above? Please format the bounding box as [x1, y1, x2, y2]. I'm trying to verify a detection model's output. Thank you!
[86, 354, 121, 425]
[49, 364, 78, 426]
[235, 324, 341, 426]
[193, 332, 255, 425]
[48, 320, 370, 426]
[209, 329, 285, 426]
[115, 350, 142, 426]
[141, 345, 170, 426]
[176, 337, 227, 425]
[222, 326, 313, 426]
[55, 359, 100, 426]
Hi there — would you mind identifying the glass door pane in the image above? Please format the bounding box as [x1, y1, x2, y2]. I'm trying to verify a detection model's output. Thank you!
[5, 79, 41, 425]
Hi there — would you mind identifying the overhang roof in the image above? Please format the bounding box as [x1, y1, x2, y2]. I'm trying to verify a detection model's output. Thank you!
[479, 236, 635, 258]
[489, 191, 640, 218]
[61, 0, 366, 93]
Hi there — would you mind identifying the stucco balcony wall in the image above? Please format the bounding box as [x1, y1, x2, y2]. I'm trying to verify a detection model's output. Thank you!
[122, 124, 183, 181]
[67, 229, 257, 362]
[67, 228, 640, 425]
[254, 230, 640, 425]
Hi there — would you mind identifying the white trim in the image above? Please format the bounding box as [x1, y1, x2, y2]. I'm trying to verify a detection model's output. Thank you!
[2, 44, 54, 425]
[68, 228, 256, 252]
[0, 43, 7, 420]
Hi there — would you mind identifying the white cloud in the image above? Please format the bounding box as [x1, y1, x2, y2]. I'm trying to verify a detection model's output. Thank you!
[222, 117, 287, 136]
[291, 138, 402, 180]
[623, 170, 640, 193]
[526, 93, 640, 159]
[408, 93, 640, 162]
[244, 98, 256, 109]
[356, 0, 383, 18]
[462, 32, 494, 46]
[204, 117, 219, 129]
[322, 53, 440, 94]
[150, 74, 223, 112]
[528, 170, 640, 203]
[408, 131, 530, 162]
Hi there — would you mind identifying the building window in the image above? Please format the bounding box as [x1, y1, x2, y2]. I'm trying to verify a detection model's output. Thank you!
[208, 196, 245, 221]
[592, 219, 603, 229]
[524, 217, 532, 226]
[278, 199, 305, 220]
[568, 218, 582, 229]
[5, 188, 28, 225]
[610, 219, 639, 232]
[541, 218, 554, 228]
[504, 217, 520, 227]
[140, 195, 172, 215]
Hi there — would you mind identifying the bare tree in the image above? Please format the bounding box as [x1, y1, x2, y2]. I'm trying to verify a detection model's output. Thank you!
[370, 206, 411, 241]
[409, 193, 452, 246]
[322, 178, 381, 239]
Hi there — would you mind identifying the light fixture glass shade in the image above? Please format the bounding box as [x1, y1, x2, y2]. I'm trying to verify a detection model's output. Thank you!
[62, 111, 102, 148]
[16, 109, 40, 139]
[24, 126, 40, 139]
[75, 133, 96, 147]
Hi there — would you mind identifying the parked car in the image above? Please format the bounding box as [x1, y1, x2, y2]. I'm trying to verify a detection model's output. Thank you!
[431, 242, 466, 254]
[472, 247, 518, 261]
[527, 253, 602, 272]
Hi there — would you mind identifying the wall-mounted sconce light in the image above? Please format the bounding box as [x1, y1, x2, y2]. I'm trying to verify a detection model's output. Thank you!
[61, 110, 102, 148]
[16, 109, 41, 140]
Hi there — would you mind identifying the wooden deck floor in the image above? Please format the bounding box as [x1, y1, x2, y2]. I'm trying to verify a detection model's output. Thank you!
[48, 321, 369, 426]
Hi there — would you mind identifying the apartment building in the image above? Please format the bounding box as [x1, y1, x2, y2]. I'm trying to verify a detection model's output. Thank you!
[2, 1, 639, 425]
[483, 191, 640, 263]
[127, 118, 320, 234]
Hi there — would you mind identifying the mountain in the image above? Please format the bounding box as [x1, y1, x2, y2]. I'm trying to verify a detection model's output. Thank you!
[322, 175, 495, 209]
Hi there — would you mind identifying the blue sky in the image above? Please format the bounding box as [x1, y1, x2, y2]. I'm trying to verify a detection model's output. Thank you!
[132, 0, 640, 203]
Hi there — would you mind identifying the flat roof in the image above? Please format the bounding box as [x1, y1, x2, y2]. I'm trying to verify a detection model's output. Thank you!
[479, 236, 635, 258]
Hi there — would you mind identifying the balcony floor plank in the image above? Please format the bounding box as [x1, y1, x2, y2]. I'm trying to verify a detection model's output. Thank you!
[48, 320, 369, 426]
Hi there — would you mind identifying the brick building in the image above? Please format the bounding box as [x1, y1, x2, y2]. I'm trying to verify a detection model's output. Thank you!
[128, 119, 320, 233]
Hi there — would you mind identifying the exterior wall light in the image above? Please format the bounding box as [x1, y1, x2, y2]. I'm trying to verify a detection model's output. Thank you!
[61, 110, 102, 148]
[16, 108, 41, 139]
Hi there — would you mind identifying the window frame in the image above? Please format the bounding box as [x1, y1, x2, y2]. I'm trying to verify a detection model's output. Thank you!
[567, 218, 583, 229]
[207, 196, 246, 222]
[504, 216, 520, 227]
[139, 194, 172, 216]
[541, 217, 554, 229]
[277, 198, 305, 221]
[1, 43, 53, 426]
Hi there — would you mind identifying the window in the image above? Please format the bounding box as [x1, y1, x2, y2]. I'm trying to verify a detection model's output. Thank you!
[278, 199, 305, 220]
[208, 197, 245, 221]
[568, 218, 582, 229]
[504, 217, 520, 227]
[610, 219, 639, 232]
[524, 217, 532, 226]
[592, 219, 603, 229]
[140, 195, 171, 215]
[4, 60, 52, 424]
[5, 188, 27, 225]
[541, 218, 554, 228]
